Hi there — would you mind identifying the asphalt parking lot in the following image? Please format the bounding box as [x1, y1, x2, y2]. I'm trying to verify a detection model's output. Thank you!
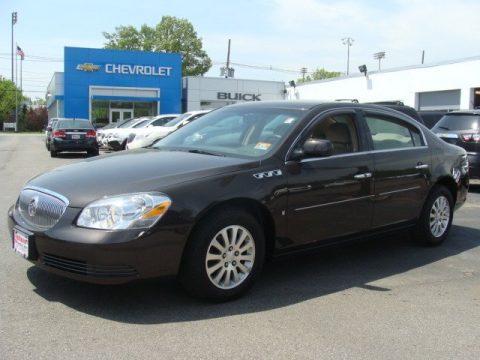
[1, 133, 479, 360]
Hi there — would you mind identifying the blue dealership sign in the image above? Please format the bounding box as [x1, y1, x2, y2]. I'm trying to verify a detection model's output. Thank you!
[64, 47, 182, 119]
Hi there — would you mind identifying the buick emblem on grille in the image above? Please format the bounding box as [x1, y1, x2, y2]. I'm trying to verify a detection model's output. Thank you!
[28, 196, 39, 217]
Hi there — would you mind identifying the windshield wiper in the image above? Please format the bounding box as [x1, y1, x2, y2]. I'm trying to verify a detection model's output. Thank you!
[187, 149, 225, 157]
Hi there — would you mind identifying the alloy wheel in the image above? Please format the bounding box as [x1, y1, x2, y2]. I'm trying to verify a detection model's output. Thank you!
[205, 225, 255, 290]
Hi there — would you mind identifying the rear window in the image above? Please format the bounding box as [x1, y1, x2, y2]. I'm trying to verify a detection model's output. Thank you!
[55, 119, 93, 129]
[433, 114, 480, 131]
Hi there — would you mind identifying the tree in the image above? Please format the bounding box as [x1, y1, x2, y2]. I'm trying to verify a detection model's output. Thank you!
[0, 77, 21, 127]
[298, 68, 341, 84]
[103, 16, 212, 76]
[22, 107, 48, 131]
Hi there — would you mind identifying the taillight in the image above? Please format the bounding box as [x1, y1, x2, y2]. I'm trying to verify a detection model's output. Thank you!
[53, 130, 66, 138]
[460, 133, 480, 142]
[86, 130, 96, 137]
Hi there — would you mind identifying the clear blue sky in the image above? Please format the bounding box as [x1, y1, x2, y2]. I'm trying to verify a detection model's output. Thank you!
[1, 0, 479, 99]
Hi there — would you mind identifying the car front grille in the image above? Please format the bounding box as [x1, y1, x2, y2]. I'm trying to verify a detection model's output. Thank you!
[43, 253, 138, 278]
[17, 187, 68, 231]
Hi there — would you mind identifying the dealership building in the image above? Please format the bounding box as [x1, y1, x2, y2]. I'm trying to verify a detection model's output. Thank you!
[287, 56, 480, 111]
[47, 47, 286, 125]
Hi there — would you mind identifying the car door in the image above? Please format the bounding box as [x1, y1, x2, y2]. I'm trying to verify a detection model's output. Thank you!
[362, 110, 431, 228]
[285, 109, 374, 248]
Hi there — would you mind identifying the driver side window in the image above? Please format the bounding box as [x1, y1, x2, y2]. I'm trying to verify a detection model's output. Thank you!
[307, 114, 359, 155]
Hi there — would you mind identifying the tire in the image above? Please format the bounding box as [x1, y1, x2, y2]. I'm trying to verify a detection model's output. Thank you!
[180, 208, 265, 301]
[414, 186, 454, 246]
[50, 149, 57, 158]
[121, 139, 128, 150]
[88, 149, 100, 157]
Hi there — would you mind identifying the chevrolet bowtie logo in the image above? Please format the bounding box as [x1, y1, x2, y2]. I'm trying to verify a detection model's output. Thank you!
[76, 63, 100, 72]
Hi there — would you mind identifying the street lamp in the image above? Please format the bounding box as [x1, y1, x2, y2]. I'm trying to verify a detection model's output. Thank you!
[342, 37, 354, 75]
[373, 51, 386, 70]
[11, 12, 17, 82]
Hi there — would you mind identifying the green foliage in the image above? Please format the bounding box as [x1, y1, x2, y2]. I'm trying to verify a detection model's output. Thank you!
[298, 68, 341, 84]
[0, 77, 19, 125]
[103, 16, 212, 76]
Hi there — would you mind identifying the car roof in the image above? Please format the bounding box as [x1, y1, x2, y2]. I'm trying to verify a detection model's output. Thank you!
[444, 110, 480, 116]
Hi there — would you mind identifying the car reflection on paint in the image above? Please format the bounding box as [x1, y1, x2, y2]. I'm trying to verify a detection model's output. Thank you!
[9, 101, 468, 301]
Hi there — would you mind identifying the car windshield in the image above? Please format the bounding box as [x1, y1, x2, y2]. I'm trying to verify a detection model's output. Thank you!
[164, 113, 194, 127]
[132, 119, 151, 128]
[153, 106, 304, 158]
[433, 114, 480, 131]
[117, 118, 137, 128]
[55, 119, 93, 129]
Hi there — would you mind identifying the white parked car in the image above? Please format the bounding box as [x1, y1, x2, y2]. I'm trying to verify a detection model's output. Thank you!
[97, 117, 139, 147]
[125, 114, 180, 146]
[104, 117, 153, 150]
[126, 110, 211, 150]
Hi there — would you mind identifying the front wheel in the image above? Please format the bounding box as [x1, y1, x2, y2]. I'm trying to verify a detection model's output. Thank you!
[180, 208, 265, 301]
[414, 186, 454, 246]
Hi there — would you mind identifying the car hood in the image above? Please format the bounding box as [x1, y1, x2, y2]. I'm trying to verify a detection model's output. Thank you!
[28, 149, 259, 207]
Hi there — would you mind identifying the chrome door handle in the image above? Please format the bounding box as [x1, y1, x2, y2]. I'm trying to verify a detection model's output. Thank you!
[415, 164, 429, 170]
[354, 172, 372, 179]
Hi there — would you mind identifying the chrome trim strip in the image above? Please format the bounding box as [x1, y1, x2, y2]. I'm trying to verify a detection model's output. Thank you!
[297, 146, 429, 164]
[295, 195, 375, 211]
[24, 185, 69, 206]
[377, 186, 421, 197]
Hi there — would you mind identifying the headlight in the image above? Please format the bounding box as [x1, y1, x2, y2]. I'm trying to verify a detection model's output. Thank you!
[77, 192, 171, 230]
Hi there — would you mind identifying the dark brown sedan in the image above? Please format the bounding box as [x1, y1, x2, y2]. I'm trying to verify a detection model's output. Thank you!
[9, 102, 469, 301]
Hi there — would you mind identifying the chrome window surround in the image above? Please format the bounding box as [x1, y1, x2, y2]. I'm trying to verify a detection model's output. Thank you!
[285, 107, 429, 162]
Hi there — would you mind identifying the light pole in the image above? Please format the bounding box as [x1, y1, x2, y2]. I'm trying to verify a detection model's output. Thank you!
[11, 12, 17, 82]
[373, 51, 386, 70]
[342, 37, 354, 75]
[300, 67, 308, 82]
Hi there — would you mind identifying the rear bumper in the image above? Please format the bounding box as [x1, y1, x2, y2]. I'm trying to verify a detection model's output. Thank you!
[51, 138, 98, 152]
[467, 153, 480, 179]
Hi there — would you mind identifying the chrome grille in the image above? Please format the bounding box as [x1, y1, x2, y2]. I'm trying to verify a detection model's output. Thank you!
[17, 186, 68, 231]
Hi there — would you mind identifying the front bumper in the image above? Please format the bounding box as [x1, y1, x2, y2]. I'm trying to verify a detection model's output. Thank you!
[8, 205, 187, 284]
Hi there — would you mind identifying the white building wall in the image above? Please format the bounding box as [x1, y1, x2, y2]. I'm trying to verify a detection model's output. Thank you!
[289, 57, 480, 110]
[184, 76, 286, 111]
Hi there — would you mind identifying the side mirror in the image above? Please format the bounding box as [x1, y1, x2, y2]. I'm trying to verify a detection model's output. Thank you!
[46, 126, 52, 131]
[303, 138, 334, 157]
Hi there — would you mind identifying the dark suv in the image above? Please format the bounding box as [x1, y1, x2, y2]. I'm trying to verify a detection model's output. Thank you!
[432, 110, 480, 179]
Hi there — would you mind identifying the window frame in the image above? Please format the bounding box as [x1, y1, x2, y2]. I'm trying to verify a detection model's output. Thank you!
[361, 110, 428, 152]
[286, 108, 369, 161]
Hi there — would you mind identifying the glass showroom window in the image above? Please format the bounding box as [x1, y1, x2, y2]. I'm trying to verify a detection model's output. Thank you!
[134, 101, 156, 118]
[91, 100, 109, 127]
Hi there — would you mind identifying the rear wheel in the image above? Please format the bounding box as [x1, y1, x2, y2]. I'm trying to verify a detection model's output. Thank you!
[414, 186, 453, 246]
[180, 208, 265, 301]
[88, 149, 100, 157]
[50, 149, 57, 157]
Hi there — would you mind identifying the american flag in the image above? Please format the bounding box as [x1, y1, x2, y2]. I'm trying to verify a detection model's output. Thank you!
[16, 45, 25, 60]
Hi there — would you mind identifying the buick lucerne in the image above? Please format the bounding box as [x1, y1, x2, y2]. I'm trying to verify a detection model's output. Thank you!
[8, 102, 469, 301]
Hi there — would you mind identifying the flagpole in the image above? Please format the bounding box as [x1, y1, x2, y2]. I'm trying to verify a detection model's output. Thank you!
[15, 53, 18, 132]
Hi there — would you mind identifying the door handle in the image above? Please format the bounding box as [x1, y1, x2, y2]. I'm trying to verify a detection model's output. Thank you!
[354, 172, 372, 179]
[415, 164, 429, 170]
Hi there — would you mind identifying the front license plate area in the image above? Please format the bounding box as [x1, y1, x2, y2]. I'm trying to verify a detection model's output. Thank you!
[13, 226, 34, 259]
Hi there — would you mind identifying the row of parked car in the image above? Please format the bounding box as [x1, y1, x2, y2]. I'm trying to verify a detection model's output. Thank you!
[97, 110, 211, 151]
